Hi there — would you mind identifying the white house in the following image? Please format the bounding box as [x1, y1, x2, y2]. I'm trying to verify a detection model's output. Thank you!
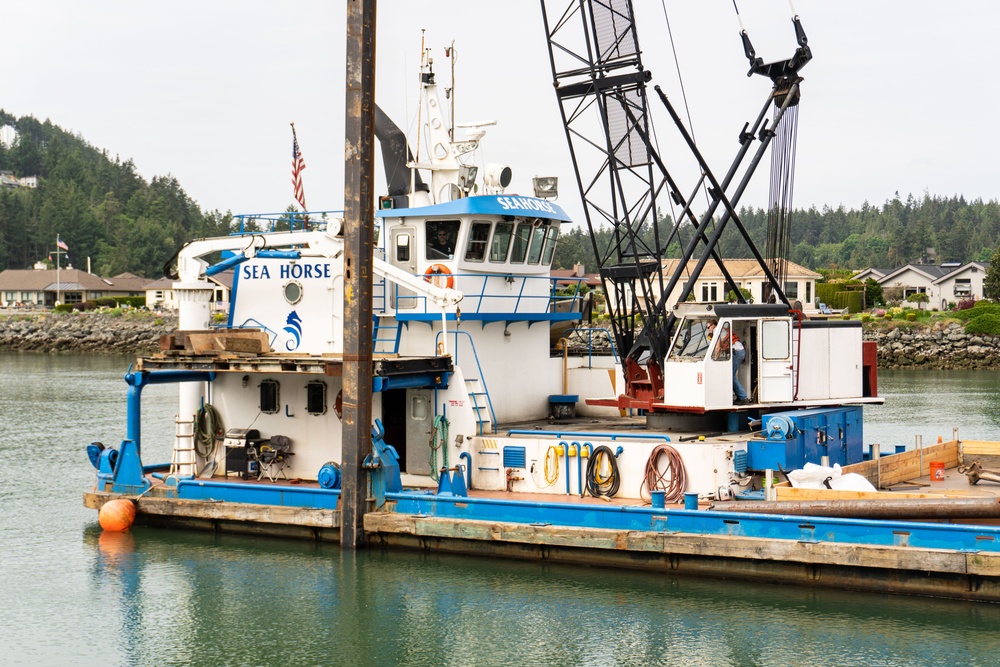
[932, 261, 990, 310]
[860, 261, 989, 309]
[607, 258, 821, 312]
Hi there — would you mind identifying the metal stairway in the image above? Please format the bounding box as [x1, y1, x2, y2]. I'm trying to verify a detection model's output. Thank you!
[465, 377, 493, 435]
[372, 315, 402, 355]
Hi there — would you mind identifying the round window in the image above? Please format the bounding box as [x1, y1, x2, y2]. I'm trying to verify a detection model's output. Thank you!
[283, 281, 303, 305]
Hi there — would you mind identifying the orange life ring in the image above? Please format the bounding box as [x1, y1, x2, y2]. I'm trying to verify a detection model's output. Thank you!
[423, 264, 454, 289]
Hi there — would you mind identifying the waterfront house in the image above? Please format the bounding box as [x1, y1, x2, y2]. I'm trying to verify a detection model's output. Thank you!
[0, 268, 150, 308]
[853, 261, 989, 309]
[603, 258, 821, 313]
[145, 271, 232, 312]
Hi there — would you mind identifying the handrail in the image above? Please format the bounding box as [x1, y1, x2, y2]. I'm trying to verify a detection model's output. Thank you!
[381, 272, 586, 318]
[232, 209, 344, 234]
[435, 329, 497, 427]
[562, 326, 618, 365]
[505, 429, 671, 443]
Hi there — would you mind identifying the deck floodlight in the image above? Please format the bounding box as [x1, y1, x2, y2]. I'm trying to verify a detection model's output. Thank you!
[532, 176, 558, 200]
[459, 165, 478, 193]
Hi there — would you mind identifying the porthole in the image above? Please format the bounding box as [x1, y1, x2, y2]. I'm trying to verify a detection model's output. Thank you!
[306, 381, 327, 415]
[260, 379, 280, 414]
[283, 280, 303, 305]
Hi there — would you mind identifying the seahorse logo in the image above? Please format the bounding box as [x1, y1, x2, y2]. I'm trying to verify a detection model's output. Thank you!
[283, 310, 303, 351]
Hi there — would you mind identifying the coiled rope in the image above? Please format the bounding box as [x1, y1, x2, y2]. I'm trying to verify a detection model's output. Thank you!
[194, 403, 222, 459]
[586, 445, 621, 498]
[429, 415, 449, 481]
[642, 444, 686, 504]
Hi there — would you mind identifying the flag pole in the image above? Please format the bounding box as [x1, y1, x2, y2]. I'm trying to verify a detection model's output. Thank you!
[56, 235, 61, 306]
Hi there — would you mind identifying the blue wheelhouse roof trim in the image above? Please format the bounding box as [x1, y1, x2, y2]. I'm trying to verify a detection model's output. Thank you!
[376, 195, 572, 222]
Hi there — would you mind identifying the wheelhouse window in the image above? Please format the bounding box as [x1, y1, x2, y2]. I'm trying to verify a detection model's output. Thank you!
[540, 224, 559, 265]
[426, 220, 460, 260]
[510, 222, 533, 263]
[464, 221, 491, 262]
[490, 222, 514, 262]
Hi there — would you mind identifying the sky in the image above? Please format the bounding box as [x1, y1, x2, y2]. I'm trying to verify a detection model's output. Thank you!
[5, 1, 1000, 225]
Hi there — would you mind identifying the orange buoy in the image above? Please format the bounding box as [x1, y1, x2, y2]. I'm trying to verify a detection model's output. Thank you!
[99, 498, 137, 532]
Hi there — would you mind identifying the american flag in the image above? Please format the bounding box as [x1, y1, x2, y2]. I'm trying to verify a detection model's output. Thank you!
[57, 237, 69, 251]
[291, 124, 307, 212]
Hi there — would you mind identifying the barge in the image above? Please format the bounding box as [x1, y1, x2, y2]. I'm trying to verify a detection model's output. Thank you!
[84, 4, 1000, 602]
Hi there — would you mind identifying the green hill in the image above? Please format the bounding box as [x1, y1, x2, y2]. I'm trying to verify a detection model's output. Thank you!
[0, 111, 232, 277]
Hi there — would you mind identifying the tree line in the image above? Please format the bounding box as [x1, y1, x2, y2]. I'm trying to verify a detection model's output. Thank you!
[2, 111, 998, 279]
[0, 112, 232, 277]
[551, 194, 1000, 274]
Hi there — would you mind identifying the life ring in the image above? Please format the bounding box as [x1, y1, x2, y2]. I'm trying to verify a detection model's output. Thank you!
[424, 264, 454, 289]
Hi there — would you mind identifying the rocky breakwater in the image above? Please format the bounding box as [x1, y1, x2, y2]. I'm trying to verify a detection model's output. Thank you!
[865, 322, 1000, 370]
[0, 311, 179, 355]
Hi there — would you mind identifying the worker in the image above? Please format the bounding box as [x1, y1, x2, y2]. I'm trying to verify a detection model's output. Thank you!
[707, 320, 750, 405]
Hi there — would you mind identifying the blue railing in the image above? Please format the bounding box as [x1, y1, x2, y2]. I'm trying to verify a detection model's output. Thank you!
[231, 209, 343, 234]
[382, 272, 586, 322]
[560, 327, 618, 365]
[435, 330, 497, 428]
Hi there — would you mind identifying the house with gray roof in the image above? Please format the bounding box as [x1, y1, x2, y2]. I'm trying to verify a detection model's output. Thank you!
[0, 268, 151, 308]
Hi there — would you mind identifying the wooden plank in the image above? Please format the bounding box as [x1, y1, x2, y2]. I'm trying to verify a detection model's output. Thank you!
[963, 440, 1000, 456]
[775, 486, 940, 500]
[364, 513, 977, 575]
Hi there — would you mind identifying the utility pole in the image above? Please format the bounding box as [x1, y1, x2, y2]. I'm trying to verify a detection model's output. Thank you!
[340, 0, 377, 550]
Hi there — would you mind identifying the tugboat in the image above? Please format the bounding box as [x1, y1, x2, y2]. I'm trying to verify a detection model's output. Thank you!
[84, 4, 1000, 602]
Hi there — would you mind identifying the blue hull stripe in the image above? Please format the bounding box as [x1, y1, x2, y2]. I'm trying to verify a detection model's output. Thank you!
[387, 492, 1000, 553]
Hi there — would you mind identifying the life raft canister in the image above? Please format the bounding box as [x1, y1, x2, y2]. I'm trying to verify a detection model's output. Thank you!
[424, 264, 454, 289]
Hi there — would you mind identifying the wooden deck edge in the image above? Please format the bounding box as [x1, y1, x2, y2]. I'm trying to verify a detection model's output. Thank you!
[84, 491, 340, 529]
[363, 512, 1000, 577]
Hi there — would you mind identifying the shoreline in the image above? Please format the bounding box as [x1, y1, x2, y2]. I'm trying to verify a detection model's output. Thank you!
[2, 312, 996, 369]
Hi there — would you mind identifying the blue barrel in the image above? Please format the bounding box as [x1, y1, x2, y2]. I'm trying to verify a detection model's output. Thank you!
[317, 462, 342, 489]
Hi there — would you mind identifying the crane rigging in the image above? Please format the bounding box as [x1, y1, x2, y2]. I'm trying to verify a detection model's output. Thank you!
[540, 0, 811, 407]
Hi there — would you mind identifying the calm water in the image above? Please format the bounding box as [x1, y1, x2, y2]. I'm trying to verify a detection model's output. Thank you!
[4, 353, 1000, 667]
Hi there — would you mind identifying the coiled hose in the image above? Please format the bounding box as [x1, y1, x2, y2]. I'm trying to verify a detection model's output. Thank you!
[642, 444, 686, 504]
[194, 403, 222, 459]
[586, 445, 620, 498]
[429, 415, 449, 482]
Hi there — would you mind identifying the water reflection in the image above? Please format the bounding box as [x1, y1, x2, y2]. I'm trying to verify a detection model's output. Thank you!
[79, 527, 1000, 667]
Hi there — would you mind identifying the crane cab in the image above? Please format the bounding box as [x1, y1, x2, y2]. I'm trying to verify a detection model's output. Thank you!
[661, 303, 879, 413]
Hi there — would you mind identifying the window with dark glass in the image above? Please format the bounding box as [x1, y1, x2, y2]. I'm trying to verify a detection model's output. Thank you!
[510, 222, 532, 263]
[426, 220, 460, 260]
[540, 225, 560, 265]
[260, 380, 280, 414]
[527, 224, 547, 264]
[464, 221, 491, 262]
[306, 381, 327, 415]
[490, 222, 514, 262]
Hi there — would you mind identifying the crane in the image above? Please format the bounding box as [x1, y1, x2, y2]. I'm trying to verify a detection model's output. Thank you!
[540, 0, 811, 409]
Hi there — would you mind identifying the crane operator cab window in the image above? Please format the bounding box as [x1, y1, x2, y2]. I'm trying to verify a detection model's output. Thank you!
[668, 318, 713, 360]
[427, 221, 459, 260]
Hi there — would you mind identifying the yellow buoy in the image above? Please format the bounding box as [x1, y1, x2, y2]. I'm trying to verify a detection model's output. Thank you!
[99, 498, 136, 532]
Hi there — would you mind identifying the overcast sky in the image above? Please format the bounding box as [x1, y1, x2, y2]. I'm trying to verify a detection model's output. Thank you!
[5, 1, 999, 225]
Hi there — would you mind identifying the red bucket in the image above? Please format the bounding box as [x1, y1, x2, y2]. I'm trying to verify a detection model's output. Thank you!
[929, 461, 945, 482]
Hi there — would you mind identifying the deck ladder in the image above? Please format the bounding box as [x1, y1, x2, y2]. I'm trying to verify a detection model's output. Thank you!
[465, 377, 493, 435]
[170, 415, 197, 477]
[372, 315, 402, 355]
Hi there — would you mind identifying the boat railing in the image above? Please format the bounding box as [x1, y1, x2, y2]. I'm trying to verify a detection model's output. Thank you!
[230, 210, 344, 234]
[435, 329, 497, 427]
[383, 272, 587, 321]
[561, 327, 619, 365]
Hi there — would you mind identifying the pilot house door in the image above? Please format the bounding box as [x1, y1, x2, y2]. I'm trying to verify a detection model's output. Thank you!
[389, 227, 416, 309]
[758, 319, 793, 402]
